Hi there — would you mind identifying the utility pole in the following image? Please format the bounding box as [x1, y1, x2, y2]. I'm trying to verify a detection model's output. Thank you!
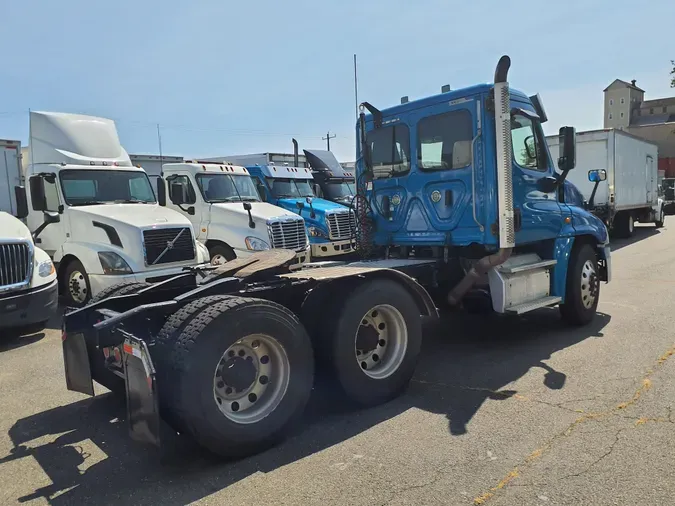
[322, 131, 336, 151]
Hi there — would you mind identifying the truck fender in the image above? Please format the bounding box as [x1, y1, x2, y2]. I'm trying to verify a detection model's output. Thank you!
[299, 267, 439, 321]
[552, 235, 608, 300]
[57, 242, 112, 278]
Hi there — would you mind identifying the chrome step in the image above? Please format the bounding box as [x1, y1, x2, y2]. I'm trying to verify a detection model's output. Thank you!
[505, 296, 562, 315]
[500, 259, 557, 274]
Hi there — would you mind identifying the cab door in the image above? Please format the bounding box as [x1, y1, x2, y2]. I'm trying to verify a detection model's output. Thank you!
[508, 103, 566, 244]
[165, 174, 206, 240]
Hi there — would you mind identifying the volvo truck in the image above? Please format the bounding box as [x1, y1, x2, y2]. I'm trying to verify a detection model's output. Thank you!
[16, 111, 210, 307]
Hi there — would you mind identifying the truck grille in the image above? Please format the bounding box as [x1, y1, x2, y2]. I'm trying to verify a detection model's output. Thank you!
[326, 210, 356, 240]
[268, 217, 308, 252]
[0, 242, 32, 289]
[143, 227, 195, 266]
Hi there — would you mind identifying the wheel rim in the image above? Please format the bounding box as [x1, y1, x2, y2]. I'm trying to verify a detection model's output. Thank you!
[213, 334, 290, 424]
[354, 304, 408, 380]
[580, 260, 599, 309]
[68, 270, 88, 303]
[211, 254, 228, 266]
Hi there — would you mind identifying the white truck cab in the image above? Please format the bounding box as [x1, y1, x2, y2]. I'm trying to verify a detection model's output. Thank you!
[159, 161, 310, 264]
[0, 212, 58, 332]
[16, 111, 209, 307]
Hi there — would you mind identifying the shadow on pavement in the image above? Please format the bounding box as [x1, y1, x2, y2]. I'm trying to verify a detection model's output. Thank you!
[0, 310, 64, 352]
[610, 225, 661, 252]
[1, 308, 610, 505]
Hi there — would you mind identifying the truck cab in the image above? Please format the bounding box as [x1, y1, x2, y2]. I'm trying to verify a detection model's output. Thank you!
[246, 164, 357, 259]
[302, 148, 356, 206]
[0, 211, 58, 332]
[355, 56, 611, 322]
[16, 111, 210, 307]
[158, 161, 310, 265]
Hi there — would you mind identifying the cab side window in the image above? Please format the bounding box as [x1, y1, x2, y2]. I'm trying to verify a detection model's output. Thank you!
[168, 175, 196, 204]
[511, 114, 548, 171]
[254, 178, 267, 202]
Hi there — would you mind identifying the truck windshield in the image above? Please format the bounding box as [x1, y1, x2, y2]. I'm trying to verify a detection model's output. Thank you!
[60, 170, 156, 205]
[266, 178, 315, 198]
[324, 181, 355, 199]
[196, 174, 260, 203]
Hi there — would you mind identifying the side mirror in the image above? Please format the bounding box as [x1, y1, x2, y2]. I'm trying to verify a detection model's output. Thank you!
[14, 186, 28, 219]
[243, 202, 252, 211]
[588, 169, 607, 183]
[44, 211, 61, 224]
[169, 183, 185, 205]
[558, 126, 576, 172]
[157, 178, 166, 206]
[306, 196, 313, 205]
[187, 206, 195, 216]
[29, 176, 47, 211]
[296, 201, 304, 211]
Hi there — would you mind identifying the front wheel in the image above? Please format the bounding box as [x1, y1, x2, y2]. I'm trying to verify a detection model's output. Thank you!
[208, 244, 236, 265]
[320, 279, 423, 406]
[559, 243, 600, 326]
[62, 259, 92, 307]
[655, 208, 665, 228]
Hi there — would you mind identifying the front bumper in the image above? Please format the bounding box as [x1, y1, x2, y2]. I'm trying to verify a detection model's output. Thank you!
[0, 279, 59, 329]
[311, 239, 356, 258]
[88, 264, 209, 297]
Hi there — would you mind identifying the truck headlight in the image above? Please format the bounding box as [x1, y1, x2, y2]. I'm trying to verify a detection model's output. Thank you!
[38, 259, 55, 278]
[245, 236, 270, 251]
[308, 226, 329, 239]
[98, 251, 133, 274]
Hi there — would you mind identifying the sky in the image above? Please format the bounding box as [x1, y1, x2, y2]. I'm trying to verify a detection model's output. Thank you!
[1, 0, 674, 163]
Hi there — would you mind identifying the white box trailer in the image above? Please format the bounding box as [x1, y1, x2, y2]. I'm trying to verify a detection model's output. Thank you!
[1, 140, 22, 215]
[546, 129, 663, 237]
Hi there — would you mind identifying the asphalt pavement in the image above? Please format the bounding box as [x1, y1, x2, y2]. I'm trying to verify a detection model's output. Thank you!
[1, 223, 674, 506]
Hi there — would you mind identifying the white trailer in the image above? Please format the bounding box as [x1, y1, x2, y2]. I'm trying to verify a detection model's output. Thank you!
[1, 140, 22, 215]
[546, 129, 663, 238]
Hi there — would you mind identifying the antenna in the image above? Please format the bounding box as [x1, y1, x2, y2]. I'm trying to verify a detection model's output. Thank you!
[353, 54, 359, 122]
[28, 108, 36, 169]
[157, 123, 163, 166]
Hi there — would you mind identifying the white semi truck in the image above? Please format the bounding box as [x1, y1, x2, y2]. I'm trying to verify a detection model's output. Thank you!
[546, 129, 664, 238]
[159, 161, 310, 265]
[15, 111, 210, 307]
[0, 211, 58, 333]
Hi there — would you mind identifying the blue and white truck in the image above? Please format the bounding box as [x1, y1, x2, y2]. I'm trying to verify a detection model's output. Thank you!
[243, 163, 356, 259]
[61, 55, 610, 461]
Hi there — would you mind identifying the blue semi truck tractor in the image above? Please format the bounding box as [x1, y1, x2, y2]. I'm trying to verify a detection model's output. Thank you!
[60, 55, 610, 461]
[353, 55, 611, 323]
[245, 163, 357, 259]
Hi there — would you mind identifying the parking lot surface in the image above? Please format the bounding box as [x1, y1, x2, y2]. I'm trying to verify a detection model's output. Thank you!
[1, 224, 674, 506]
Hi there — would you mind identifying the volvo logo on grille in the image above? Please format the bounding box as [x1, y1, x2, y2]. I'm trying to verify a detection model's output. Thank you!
[152, 229, 185, 265]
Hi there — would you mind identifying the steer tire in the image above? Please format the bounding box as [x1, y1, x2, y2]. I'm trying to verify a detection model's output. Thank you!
[86, 281, 151, 394]
[655, 208, 665, 229]
[320, 279, 422, 407]
[559, 243, 600, 326]
[155, 295, 314, 459]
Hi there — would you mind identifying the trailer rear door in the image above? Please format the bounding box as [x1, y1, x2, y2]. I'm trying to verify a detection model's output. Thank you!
[0, 143, 21, 214]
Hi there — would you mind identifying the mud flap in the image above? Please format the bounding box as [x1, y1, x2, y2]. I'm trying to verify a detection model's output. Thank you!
[62, 330, 95, 396]
[123, 336, 161, 449]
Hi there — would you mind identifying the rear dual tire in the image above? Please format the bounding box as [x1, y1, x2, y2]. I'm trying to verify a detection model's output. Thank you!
[316, 279, 423, 406]
[155, 295, 314, 459]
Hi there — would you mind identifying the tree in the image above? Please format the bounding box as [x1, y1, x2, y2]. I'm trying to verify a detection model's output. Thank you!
[671, 60, 675, 88]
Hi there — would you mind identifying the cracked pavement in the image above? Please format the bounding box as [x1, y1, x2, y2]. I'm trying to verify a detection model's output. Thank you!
[1, 224, 674, 505]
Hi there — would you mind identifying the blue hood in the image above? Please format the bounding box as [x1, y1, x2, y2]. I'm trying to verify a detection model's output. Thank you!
[563, 180, 586, 208]
[275, 197, 347, 232]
